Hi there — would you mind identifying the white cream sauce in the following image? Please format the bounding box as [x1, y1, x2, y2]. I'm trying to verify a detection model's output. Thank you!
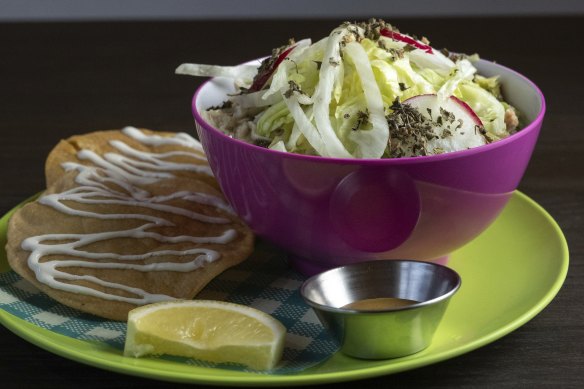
[22, 127, 236, 305]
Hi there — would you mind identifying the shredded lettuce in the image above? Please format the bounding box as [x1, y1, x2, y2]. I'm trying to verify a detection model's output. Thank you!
[454, 82, 507, 138]
[437, 59, 476, 102]
[474, 74, 503, 100]
[344, 41, 389, 158]
[177, 20, 519, 158]
[175, 63, 257, 88]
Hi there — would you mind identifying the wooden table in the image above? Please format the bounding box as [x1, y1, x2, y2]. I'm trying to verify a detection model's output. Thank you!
[0, 17, 582, 388]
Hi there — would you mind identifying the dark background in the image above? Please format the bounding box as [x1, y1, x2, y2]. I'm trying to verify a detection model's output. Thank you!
[0, 16, 582, 388]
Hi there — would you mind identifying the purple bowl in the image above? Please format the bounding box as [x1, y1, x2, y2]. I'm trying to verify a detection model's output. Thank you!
[192, 59, 545, 275]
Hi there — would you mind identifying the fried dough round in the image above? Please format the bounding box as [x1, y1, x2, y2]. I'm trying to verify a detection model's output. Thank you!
[45, 128, 219, 190]
[6, 128, 253, 321]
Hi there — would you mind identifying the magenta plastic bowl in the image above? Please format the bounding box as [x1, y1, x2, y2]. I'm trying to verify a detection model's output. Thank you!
[192, 59, 545, 275]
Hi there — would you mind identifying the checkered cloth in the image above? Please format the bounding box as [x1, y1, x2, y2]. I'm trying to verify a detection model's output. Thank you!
[0, 242, 338, 373]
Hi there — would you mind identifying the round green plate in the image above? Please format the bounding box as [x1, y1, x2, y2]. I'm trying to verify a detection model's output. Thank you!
[0, 191, 569, 386]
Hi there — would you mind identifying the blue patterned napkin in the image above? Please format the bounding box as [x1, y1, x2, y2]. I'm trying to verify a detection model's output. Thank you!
[0, 242, 338, 373]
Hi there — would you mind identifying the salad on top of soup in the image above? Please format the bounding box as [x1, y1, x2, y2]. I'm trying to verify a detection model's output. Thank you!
[177, 19, 521, 159]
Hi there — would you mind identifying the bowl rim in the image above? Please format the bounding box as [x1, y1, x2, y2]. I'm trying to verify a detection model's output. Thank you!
[299, 259, 462, 314]
[192, 58, 545, 165]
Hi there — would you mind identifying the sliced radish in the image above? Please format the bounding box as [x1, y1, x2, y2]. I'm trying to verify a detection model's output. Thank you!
[249, 45, 296, 92]
[380, 29, 433, 54]
[403, 94, 486, 154]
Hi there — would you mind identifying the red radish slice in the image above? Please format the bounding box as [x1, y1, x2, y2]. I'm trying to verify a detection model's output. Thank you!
[380, 29, 433, 54]
[404, 94, 482, 126]
[249, 46, 296, 91]
[403, 94, 486, 153]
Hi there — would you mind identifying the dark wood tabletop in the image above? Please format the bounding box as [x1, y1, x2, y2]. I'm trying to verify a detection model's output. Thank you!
[0, 16, 582, 388]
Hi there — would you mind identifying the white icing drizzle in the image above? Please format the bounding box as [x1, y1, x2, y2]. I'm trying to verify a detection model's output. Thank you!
[109, 139, 213, 177]
[22, 127, 236, 305]
[122, 126, 205, 153]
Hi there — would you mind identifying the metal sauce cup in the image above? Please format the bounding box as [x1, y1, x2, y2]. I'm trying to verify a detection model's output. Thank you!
[300, 260, 461, 359]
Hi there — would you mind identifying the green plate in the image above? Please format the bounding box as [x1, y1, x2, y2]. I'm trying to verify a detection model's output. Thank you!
[0, 191, 569, 385]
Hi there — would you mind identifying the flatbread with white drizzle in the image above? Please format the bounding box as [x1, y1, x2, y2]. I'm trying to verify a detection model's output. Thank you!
[6, 128, 253, 321]
[45, 127, 219, 191]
